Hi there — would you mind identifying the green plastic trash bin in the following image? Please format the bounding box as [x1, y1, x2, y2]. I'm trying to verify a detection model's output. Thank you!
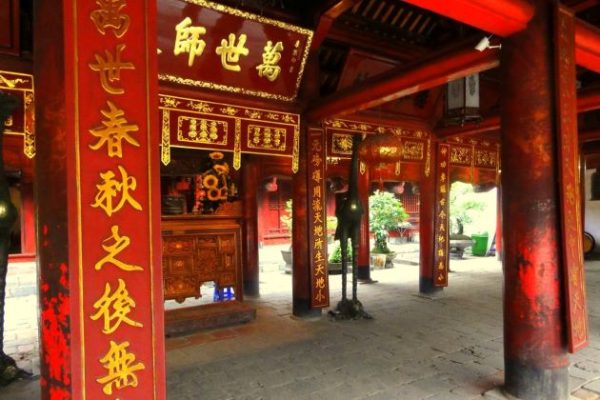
[471, 233, 489, 256]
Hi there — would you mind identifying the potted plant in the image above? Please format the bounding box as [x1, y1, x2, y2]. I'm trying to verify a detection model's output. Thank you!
[369, 190, 409, 268]
[449, 182, 485, 258]
[327, 240, 352, 274]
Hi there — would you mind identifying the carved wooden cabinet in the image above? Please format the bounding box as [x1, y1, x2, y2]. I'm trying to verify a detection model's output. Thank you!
[162, 215, 243, 303]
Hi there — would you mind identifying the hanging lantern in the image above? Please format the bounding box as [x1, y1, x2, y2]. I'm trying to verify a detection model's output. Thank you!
[358, 134, 403, 165]
[445, 73, 482, 126]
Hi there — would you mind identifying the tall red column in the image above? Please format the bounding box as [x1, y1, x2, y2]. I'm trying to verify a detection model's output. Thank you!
[501, 0, 569, 398]
[357, 166, 371, 281]
[419, 142, 442, 295]
[34, 1, 165, 398]
[292, 124, 321, 317]
[242, 156, 259, 296]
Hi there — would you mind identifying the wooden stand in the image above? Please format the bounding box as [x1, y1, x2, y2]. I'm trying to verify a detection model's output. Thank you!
[162, 203, 255, 333]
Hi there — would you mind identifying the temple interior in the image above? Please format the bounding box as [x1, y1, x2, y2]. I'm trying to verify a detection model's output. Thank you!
[0, 0, 599, 399]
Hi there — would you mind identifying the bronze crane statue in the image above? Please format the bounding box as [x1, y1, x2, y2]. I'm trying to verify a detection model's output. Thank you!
[0, 93, 29, 385]
[332, 134, 371, 320]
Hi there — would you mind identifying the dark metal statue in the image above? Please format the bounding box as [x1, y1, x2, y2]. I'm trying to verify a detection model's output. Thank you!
[0, 93, 29, 385]
[331, 134, 371, 320]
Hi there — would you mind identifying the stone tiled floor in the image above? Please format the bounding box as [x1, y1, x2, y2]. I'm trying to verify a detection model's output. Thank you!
[2, 257, 600, 399]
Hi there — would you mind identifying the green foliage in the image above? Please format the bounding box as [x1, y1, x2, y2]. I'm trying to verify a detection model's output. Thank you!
[369, 190, 409, 253]
[280, 199, 292, 232]
[328, 240, 352, 263]
[449, 182, 486, 235]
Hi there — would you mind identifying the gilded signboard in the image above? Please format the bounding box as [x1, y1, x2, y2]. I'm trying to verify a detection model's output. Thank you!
[157, 0, 313, 101]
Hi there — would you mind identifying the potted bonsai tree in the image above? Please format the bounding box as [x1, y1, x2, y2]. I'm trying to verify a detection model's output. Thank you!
[369, 190, 408, 268]
[327, 239, 352, 274]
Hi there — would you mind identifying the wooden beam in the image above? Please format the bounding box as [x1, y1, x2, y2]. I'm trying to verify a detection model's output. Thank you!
[306, 40, 500, 121]
[580, 129, 600, 143]
[311, 0, 362, 50]
[436, 88, 600, 140]
[436, 116, 501, 140]
[575, 20, 600, 73]
[401, 0, 534, 37]
[578, 87, 600, 113]
[562, 0, 599, 13]
[404, 1, 600, 72]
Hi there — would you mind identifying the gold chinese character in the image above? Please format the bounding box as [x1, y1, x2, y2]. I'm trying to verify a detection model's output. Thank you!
[174, 17, 207, 67]
[315, 262, 325, 276]
[90, 0, 130, 38]
[440, 184, 446, 194]
[311, 153, 322, 167]
[438, 261, 445, 270]
[313, 185, 321, 199]
[440, 223, 445, 232]
[440, 172, 446, 182]
[314, 225, 323, 237]
[89, 44, 135, 95]
[89, 100, 140, 158]
[438, 210, 446, 219]
[312, 139, 322, 152]
[92, 165, 142, 216]
[312, 170, 321, 183]
[91, 278, 143, 334]
[438, 235, 446, 244]
[97, 340, 145, 395]
[314, 250, 324, 263]
[314, 238, 324, 251]
[215, 33, 249, 72]
[314, 210, 323, 224]
[439, 198, 446, 207]
[438, 249, 445, 257]
[5, 116, 12, 127]
[316, 276, 326, 289]
[315, 289, 326, 303]
[257, 41, 284, 81]
[95, 225, 143, 272]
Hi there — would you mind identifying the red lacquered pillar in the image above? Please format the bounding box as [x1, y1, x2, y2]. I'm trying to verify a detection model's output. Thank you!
[242, 155, 260, 296]
[419, 141, 442, 295]
[34, 1, 166, 399]
[357, 166, 371, 281]
[501, 1, 569, 398]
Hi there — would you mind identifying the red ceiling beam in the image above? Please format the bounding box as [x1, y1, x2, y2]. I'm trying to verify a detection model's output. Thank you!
[578, 87, 600, 113]
[401, 0, 534, 37]
[575, 20, 600, 73]
[436, 88, 600, 139]
[405, 1, 600, 72]
[311, 0, 361, 50]
[580, 129, 600, 143]
[436, 116, 501, 140]
[306, 41, 500, 121]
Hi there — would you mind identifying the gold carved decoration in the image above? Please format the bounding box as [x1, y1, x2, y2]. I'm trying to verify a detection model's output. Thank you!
[402, 140, 424, 161]
[474, 148, 498, 169]
[425, 139, 431, 177]
[292, 126, 299, 173]
[450, 146, 472, 165]
[247, 125, 286, 152]
[332, 133, 353, 155]
[161, 110, 171, 165]
[233, 119, 242, 170]
[177, 116, 228, 146]
[0, 70, 35, 158]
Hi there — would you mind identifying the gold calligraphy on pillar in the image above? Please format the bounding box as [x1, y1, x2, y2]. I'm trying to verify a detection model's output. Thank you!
[90, 0, 131, 38]
[97, 340, 145, 395]
[91, 278, 143, 334]
[89, 44, 135, 95]
[89, 100, 140, 157]
[95, 225, 143, 272]
[92, 166, 142, 216]
[310, 134, 328, 306]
